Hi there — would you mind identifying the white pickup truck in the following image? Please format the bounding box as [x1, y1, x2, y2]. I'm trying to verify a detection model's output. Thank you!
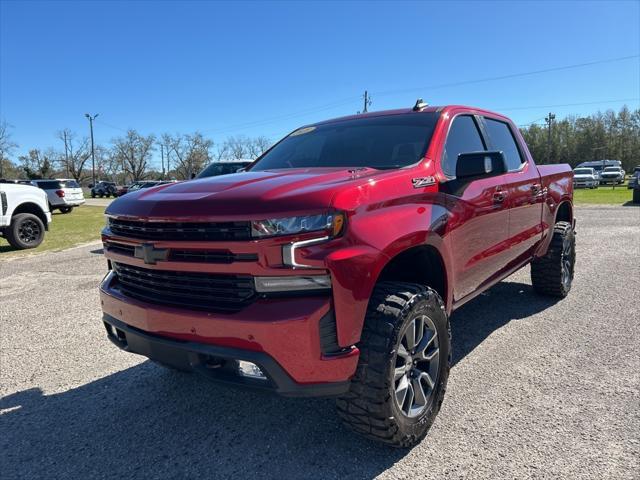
[0, 182, 52, 249]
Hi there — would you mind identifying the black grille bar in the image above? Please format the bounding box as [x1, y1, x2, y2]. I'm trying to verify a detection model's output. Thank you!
[108, 218, 252, 241]
[104, 241, 257, 264]
[112, 262, 255, 312]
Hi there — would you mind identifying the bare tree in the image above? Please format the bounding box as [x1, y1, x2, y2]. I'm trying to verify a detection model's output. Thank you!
[247, 136, 272, 158]
[57, 129, 91, 182]
[164, 132, 213, 179]
[0, 120, 19, 178]
[111, 130, 155, 181]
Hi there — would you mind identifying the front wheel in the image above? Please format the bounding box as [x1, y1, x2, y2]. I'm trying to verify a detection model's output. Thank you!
[6, 213, 45, 249]
[337, 282, 450, 448]
[633, 189, 640, 204]
[531, 221, 575, 297]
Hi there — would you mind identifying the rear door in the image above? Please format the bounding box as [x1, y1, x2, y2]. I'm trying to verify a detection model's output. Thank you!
[481, 117, 543, 265]
[35, 180, 62, 206]
[442, 115, 511, 302]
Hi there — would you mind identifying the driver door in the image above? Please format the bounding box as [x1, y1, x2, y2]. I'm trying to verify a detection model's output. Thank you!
[442, 115, 511, 303]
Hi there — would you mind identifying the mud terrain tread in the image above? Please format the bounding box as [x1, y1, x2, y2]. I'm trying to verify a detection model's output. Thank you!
[337, 281, 450, 447]
[531, 221, 574, 297]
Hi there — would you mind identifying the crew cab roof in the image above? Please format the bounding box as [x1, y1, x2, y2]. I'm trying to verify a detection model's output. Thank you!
[310, 105, 512, 128]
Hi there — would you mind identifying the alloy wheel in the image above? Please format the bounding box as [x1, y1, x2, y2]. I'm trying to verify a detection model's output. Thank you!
[393, 314, 440, 418]
[18, 219, 40, 244]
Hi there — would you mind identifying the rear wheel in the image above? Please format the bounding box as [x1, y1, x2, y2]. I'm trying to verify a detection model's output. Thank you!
[91, 192, 96, 198]
[337, 282, 450, 448]
[6, 213, 45, 249]
[531, 221, 575, 297]
[633, 188, 640, 204]
[59, 206, 73, 214]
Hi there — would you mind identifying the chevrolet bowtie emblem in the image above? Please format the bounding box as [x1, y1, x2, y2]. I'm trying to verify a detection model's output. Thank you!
[134, 243, 169, 265]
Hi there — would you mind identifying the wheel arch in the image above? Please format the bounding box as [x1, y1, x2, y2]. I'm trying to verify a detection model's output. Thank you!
[374, 243, 450, 312]
[555, 200, 573, 224]
[13, 202, 49, 230]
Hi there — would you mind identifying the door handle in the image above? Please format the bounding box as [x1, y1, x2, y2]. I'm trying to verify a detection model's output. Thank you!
[493, 190, 506, 203]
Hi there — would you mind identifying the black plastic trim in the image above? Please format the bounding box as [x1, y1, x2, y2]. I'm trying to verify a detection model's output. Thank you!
[103, 314, 350, 397]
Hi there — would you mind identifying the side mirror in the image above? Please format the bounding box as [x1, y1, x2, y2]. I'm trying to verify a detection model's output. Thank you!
[456, 151, 507, 180]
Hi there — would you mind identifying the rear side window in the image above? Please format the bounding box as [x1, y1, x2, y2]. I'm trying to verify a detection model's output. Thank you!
[483, 118, 523, 171]
[36, 181, 62, 189]
[442, 115, 486, 177]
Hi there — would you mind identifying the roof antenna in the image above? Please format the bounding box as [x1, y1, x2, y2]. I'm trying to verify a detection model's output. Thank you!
[413, 98, 428, 111]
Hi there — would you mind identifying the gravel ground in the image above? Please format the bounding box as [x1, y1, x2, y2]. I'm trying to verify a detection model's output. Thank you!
[1, 205, 638, 479]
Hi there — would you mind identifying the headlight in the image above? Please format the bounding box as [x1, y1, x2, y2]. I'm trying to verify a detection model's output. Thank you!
[251, 212, 345, 238]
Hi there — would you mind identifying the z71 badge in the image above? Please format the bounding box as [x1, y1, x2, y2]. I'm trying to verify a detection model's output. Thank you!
[412, 176, 436, 188]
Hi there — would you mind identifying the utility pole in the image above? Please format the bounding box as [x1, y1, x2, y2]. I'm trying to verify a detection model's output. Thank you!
[545, 112, 555, 163]
[62, 130, 70, 178]
[85, 113, 99, 185]
[362, 90, 372, 113]
[160, 144, 165, 179]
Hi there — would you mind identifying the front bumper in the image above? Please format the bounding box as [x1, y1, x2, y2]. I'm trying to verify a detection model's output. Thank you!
[103, 314, 352, 397]
[99, 272, 359, 396]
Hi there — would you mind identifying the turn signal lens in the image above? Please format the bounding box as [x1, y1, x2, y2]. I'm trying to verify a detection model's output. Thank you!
[332, 213, 345, 237]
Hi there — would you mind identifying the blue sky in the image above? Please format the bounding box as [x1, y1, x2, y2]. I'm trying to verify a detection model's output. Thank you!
[1, 0, 638, 166]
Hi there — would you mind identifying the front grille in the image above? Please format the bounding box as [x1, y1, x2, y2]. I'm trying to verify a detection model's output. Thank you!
[108, 218, 252, 241]
[104, 241, 257, 264]
[112, 262, 255, 312]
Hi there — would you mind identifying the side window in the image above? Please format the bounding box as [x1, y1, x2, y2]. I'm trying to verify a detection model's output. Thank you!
[484, 118, 523, 171]
[442, 115, 486, 177]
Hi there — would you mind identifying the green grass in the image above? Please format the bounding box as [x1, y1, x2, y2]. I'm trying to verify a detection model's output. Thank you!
[573, 185, 634, 205]
[0, 206, 105, 259]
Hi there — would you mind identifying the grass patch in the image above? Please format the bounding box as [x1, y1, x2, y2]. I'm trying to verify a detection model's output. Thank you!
[573, 186, 634, 205]
[0, 206, 105, 259]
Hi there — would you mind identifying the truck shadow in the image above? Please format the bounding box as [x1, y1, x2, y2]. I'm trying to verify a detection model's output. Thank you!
[1, 280, 558, 479]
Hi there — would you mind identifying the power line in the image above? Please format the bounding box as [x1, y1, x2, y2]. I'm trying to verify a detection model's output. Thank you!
[373, 54, 639, 97]
[497, 97, 639, 112]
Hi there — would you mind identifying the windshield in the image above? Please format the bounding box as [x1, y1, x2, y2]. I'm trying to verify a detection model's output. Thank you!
[574, 169, 592, 175]
[603, 167, 619, 172]
[198, 163, 248, 178]
[251, 112, 440, 171]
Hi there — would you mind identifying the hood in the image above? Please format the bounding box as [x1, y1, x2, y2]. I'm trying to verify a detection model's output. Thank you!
[106, 168, 390, 220]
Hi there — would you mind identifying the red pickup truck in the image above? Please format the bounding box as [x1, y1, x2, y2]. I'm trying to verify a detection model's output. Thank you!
[99, 103, 574, 447]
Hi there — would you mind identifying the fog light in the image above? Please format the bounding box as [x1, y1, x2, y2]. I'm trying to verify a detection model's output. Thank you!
[254, 275, 331, 293]
[237, 360, 267, 380]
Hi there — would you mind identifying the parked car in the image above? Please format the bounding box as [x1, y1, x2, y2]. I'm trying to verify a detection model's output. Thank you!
[197, 160, 253, 179]
[599, 166, 626, 185]
[0, 182, 51, 249]
[117, 180, 176, 196]
[627, 166, 640, 189]
[572, 167, 599, 189]
[91, 181, 118, 198]
[99, 102, 575, 447]
[576, 160, 622, 183]
[30, 179, 85, 213]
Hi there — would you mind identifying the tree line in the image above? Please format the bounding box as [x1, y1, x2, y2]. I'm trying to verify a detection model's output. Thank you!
[520, 105, 639, 172]
[0, 122, 272, 184]
[1, 105, 638, 183]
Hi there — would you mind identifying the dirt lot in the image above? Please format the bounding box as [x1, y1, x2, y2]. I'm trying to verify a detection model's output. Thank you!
[1, 205, 638, 479]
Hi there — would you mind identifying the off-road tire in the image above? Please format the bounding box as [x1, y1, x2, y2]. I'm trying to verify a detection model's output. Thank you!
[633, 188, 640, 204]
[337, 281, 450, 448]
[59, 206, 73, 214]
[91, 192, 96, 198]
[531, 221, 575, 297]
[6, 213, 45, 249]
